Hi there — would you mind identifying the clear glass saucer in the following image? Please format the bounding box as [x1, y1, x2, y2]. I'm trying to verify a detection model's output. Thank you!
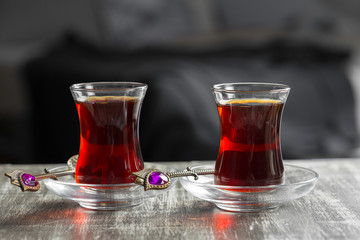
[43, 163, 178, 210]
[180, 164, 319, 213]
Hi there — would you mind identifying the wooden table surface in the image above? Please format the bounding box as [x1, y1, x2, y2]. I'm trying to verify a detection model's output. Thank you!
[1, 159, 360, 240]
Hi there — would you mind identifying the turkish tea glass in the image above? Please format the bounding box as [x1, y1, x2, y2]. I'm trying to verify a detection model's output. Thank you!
[212, 83, 290, 188]
[70, 82, 147, 184]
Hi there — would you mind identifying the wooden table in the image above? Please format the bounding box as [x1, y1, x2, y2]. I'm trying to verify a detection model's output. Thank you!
[1, 159, 360, 239]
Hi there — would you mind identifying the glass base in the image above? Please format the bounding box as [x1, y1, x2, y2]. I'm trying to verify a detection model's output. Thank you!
[78, 199, 143, 210]
[215, 203, 280, 213]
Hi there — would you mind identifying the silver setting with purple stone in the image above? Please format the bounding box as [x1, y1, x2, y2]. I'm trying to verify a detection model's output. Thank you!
[132, 167, 215, 191]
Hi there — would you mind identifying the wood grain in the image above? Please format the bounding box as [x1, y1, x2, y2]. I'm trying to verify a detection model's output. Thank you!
[1, 159, 360, 239]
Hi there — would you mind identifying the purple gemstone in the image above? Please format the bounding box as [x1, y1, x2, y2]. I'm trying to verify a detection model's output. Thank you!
[21, 173, 37, 187]
[148, 172, 169, 185]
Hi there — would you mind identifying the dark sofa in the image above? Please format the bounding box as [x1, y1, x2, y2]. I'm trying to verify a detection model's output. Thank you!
[23, 37, 359, 163]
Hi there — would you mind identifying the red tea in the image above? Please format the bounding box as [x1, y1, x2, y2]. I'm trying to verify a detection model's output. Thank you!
[215, 99, 284, 187]
[75, 96, 144, 184]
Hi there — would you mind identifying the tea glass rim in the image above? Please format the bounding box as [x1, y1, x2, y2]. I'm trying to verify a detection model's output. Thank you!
[70, 82, 148, 92]
[212, 82, 290, 93]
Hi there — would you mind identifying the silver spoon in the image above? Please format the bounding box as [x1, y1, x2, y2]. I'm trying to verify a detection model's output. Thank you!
[5, 155, 214, 192]
[4, 155, 77, 192]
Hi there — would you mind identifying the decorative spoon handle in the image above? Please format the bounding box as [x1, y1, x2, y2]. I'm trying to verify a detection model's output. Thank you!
[131, 166, 215, 191]
[4, 155, 78, 192]
[4, 169, 75, 192]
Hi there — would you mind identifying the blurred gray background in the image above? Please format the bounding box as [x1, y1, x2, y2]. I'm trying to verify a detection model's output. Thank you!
[1, 0, 360, 164]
